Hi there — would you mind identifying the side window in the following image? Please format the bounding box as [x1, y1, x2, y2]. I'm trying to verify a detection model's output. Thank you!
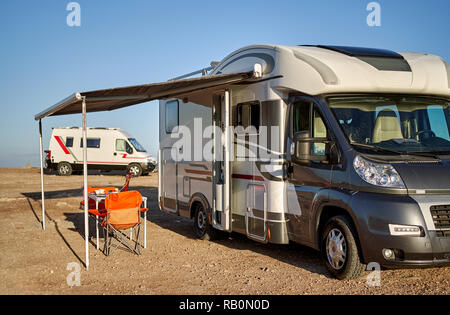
[66, 137, 74, 148]
[293, 101, 310, 134]
[293, 101, 329, 156]
[165, 100, 179, 133]
[236, 102, 260, 133]
[80, 138, 101, 148]
[116, 139, 133, 154]
[312, 108, 328, 155]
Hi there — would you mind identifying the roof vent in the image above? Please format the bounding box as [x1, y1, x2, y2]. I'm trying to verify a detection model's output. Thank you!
[302, 45, 411, 72]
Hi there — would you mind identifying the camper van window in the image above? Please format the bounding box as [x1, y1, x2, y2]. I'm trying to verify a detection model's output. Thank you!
[66, 137, 73, 148]
[128, 138, 146, 152]
[80, 138, 101, 148]
[236, 102, 260, 133]
[116, 139, 133, 154]
[165, 100, 179, 133]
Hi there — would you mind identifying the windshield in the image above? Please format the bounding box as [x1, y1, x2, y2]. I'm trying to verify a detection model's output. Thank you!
[128, 138, 147, 152]
[328, 95, 450, 154]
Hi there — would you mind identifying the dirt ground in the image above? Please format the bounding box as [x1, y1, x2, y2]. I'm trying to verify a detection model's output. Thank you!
[0, 168, 449, 295]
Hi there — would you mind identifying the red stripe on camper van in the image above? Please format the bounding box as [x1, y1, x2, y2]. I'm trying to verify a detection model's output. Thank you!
[231, 173, 265, 182]
[55, 136, 70, 155]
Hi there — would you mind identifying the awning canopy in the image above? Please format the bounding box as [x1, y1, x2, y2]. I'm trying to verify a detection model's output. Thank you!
[35, 70, 256, 120]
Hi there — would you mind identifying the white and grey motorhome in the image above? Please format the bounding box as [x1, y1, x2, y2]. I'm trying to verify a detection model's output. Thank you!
[47, 127, 157, 176]
[159, 44, 450, 279]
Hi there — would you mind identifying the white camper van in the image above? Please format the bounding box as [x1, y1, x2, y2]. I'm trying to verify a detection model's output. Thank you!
[159, 44, 450, 279]
[47, 127, 156, 176]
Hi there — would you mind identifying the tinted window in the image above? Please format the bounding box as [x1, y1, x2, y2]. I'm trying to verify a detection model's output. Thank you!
[293, 101, 310, 133]
[80, 138, 101, 148]
[66, 137, 73, 148]
[166, 100, 179, 133]
[236, 102, 260, 133]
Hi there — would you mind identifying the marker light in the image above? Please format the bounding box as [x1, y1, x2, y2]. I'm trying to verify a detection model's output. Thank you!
[353, 155, 405, 188]
[389, 224, 422, 236]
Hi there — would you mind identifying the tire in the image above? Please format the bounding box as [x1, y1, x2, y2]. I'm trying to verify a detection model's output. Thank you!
[321, 215, 366, 280]
[57, 162, 72, 176]
[127, 163, 143, 177]
[192, 203, 221, 241]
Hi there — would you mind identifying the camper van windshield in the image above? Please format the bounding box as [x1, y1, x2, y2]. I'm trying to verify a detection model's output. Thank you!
[128, 138, 146, 152]
[328, 95, 450, 155]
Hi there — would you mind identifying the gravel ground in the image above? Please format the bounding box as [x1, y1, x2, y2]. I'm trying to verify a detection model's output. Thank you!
[0, 168, 449, 295]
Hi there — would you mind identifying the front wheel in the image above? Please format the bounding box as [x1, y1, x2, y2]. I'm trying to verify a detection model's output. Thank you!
[127, 163, 142, 177]
[321, 215, 366, 280]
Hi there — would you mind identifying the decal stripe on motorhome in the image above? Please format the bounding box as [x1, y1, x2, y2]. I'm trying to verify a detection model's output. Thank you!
[185, 169, 212, 176]
[54, 136, 70, 154]
[232, 173, 264, 182]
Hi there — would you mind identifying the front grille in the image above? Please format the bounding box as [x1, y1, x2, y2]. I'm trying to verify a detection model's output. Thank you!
[436, 230, 450, 237]
[430, 205, 450, 230]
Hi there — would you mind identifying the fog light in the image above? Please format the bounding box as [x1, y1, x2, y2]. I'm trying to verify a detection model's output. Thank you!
[389, 224, 422, 236]
[382, 248, 395, 260]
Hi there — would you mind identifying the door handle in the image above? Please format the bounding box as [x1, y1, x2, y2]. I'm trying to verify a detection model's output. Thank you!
[113, 152, 117, 156]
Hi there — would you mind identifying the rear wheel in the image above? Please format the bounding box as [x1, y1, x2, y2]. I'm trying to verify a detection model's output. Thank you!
[57, 162, 72, 176]
[193, 203, 221, 241]
[321, 215, 366, 280]
[127, 163, 142, 177]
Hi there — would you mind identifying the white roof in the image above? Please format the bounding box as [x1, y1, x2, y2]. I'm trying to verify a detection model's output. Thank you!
[219, 44, 450, 97]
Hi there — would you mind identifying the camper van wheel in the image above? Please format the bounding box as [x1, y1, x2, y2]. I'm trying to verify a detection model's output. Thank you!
[57, 162, 72, 176]
[127, 164, 142, 177]
[321, 215, 365, 280]
[193, 203, 219, 241]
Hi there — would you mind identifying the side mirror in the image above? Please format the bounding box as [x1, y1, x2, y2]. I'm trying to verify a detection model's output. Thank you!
[292, 131, 335, 165]
[293, 131, 312, 165]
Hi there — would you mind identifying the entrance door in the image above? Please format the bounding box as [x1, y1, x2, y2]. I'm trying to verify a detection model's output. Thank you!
[162, 147, 177, 213]
[211, 92, 232, 231]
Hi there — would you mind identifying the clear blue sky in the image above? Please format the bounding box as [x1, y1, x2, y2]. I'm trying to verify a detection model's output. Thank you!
[0, 0, 449, 167]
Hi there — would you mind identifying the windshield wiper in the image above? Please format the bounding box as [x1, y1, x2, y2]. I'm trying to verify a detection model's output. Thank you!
[350, 143, 404, 155]
[351, 143, 441, 159]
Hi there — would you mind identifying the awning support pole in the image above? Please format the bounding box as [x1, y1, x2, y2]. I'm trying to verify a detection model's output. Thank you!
[39, 119, 46, 230]
[82, 96, 89, 270]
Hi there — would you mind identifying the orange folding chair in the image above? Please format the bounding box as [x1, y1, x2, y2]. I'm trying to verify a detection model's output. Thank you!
[102, 191, 148, 256]
[80, 172, 133, 210]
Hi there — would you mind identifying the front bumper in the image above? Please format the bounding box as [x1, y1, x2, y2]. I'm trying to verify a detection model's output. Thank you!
[349, 192, 450, 267]
[142, 162, 157, 172]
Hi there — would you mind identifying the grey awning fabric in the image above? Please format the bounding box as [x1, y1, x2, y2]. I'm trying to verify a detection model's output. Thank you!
[35, 71, 256, 120]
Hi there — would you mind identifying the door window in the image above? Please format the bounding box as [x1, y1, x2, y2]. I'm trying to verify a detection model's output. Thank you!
[165, 100, 179, 133]
[115, 139, 133, 154]
[236, 102, 260, 133]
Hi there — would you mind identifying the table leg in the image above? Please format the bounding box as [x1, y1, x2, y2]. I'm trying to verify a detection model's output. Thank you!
[144, 198, 147, 249]
[96, 199, 99, 251]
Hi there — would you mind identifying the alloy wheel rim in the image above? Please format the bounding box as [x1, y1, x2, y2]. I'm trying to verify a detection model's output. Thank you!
[326, 228, 347, 270]
[197, 210, 206, 231]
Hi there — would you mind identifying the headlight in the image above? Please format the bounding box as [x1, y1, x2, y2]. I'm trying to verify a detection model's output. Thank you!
[353, 155, 405, 188]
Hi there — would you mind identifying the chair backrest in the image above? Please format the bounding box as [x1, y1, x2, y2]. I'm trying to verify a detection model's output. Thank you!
[120, 172, 133, 192]
[105, 191, 142, 229]
[372, 109, 403, 143]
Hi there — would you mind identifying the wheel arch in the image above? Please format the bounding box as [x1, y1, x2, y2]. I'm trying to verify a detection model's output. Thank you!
[315, 203, 366, 263]
[188, 193, 212, 223]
